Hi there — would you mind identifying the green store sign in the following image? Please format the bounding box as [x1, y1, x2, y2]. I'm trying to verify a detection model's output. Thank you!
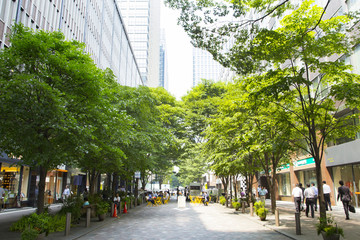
[278, 157, 315, 171]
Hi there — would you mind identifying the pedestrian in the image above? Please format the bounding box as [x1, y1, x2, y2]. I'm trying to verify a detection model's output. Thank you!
[299, 183, 305, 211]
[0, 180, 5, 212]
[304, 184, 315, 218]
[62, 185, 71, 199]
[322, 181, 332, 211]
[114, 193, 121, 213]
[292, 183, 303, 213]
[258, 186, 268, 204]
[203, 191, 209, 206]
[311, 182, 318, 211]
[337, 180, 351, 220]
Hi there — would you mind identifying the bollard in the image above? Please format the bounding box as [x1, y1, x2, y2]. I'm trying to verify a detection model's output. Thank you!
[295, 212, 301, 235]
[241, 201, 246, 213]
[275, 208, 280, 226]
[86, 207, 91, 228]
[65, 212, 71, 236]
[250, 202, 254, 216]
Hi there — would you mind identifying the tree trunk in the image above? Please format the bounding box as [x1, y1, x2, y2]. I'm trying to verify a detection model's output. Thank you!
[233, 175, 238, 200]
[270, 169, 277, 214]
[37, 165, 48, 214]
[221, 176, 230, 207]
[89, 168, 98, 195]
[112, 172, 118, 198]
[315, 160, 326, 220]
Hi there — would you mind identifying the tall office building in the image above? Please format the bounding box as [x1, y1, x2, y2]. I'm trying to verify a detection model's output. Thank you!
[159, 29, 168, 90]
[192, 47, 225, 87]
[0, 0, 142, 87]
[117, 0, 160, 88]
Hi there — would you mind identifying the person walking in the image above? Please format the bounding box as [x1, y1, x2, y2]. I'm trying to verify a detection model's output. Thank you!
[323, 181, 332, 211]
[337, 180, 351, 220]
[62, 185, 71, 200]
[299, 183, 305, 211]
[292, 183, 303, 213]
[114, 193, 121, 213]
[311, 182, 318, 211]
[258, 186, 268, 204]
[304, 184, 315, 218]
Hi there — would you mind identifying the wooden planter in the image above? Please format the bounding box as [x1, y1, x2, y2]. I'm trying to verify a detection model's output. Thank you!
[98, 213, 105, 221]
[321, 232, 340, 240]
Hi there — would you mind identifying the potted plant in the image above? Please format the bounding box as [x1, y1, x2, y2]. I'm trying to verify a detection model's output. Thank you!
[254, 201, 268, 221]
[219, 196, 226, 206]
[96, 201, 110, 221]
[316, 216, 344, 240]
[232, 199, 241, 211]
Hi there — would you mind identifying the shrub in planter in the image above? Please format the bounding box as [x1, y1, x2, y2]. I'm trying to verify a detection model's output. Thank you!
[59, 196, 84, 224]
[21, 227, 39, 240]
[10, 212, 66, 239]
[232, 201, 241, 211]
[219, 196, 226, 205]
[254, 201, 268, 220]
[316, 216, 344, 240]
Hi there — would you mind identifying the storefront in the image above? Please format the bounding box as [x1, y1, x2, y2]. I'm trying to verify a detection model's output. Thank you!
[326, 139, 360, 207]
[44, 169, 66, 204]
[276, 156, 321, 202]
[0, 153, 31, 208]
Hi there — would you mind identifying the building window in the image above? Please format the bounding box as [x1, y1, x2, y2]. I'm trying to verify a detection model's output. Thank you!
[278, 173, 291, 196]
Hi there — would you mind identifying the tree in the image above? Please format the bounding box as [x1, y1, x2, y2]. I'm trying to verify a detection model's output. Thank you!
[231, 1, 360, 219]
[168, 0, 360, 220]
[178, 80, 227, 185]
[0, 24, 105, 213]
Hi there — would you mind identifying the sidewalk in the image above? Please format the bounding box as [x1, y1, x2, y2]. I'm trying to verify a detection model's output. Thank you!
[241, 200, 360, 240]
[1, 200, 359, 239]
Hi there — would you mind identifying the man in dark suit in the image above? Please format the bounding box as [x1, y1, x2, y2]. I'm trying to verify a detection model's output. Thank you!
[337, 180, 351, 220]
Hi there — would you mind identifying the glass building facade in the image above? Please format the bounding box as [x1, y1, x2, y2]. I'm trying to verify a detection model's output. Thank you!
[0, 0, 143, 87]
[117, 0, 160, 88]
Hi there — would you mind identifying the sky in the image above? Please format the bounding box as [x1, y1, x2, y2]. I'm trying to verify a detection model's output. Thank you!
[160, 2, 194, 100]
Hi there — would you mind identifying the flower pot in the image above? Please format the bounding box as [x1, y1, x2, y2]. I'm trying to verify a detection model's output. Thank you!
[321, 232, 340, 240]
[98, 213, 105, 221]
[260, 216, 266, 221]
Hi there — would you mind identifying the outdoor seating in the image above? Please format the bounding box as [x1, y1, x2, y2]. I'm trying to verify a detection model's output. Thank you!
[163, 197, 170, 204]
[155, 197, 162, 205]
[189, 195, 196, 204]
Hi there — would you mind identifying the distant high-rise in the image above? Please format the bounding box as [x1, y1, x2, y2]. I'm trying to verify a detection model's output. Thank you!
[0, 0, 142, 87]
[159, 29, 168, 90]
[117, 0, 160, 88]
[192, 47, 224, 87]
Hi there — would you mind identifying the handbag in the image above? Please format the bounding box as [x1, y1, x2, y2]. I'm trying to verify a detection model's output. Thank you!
[349, 204, 356, 213]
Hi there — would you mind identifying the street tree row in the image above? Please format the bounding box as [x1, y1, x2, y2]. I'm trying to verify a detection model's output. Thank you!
[168, 0, 360, 221]
[0, 24, 180, 213]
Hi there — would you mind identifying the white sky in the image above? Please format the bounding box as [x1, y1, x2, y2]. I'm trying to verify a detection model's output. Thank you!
[160, 2, 194, 100]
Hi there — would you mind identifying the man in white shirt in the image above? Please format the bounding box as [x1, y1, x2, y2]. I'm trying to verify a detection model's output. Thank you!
[62, 185, 71, 199]
[304, 184, 315, 218]
[323, 181, 332, 211]
[311, 183, 318, 211]
[292, 183, 303, 213]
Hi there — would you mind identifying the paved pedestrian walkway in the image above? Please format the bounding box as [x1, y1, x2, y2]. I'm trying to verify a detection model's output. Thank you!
[75, 199, 290, 240]
[1, 199, 359, 239]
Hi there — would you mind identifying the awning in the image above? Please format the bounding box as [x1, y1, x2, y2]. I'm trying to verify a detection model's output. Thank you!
[0, 152, 22, 165]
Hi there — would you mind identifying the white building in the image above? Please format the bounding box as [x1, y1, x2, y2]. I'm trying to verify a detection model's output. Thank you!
[192, 47, 228, 87]
[0, 0, 143, 87]
[117, 0, 160, 88]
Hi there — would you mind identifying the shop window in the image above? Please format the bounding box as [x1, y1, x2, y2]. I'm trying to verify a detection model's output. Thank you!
[278, 173, 291, 196]
[332, 165, 354, 206]
[0, 163, 20, 207]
